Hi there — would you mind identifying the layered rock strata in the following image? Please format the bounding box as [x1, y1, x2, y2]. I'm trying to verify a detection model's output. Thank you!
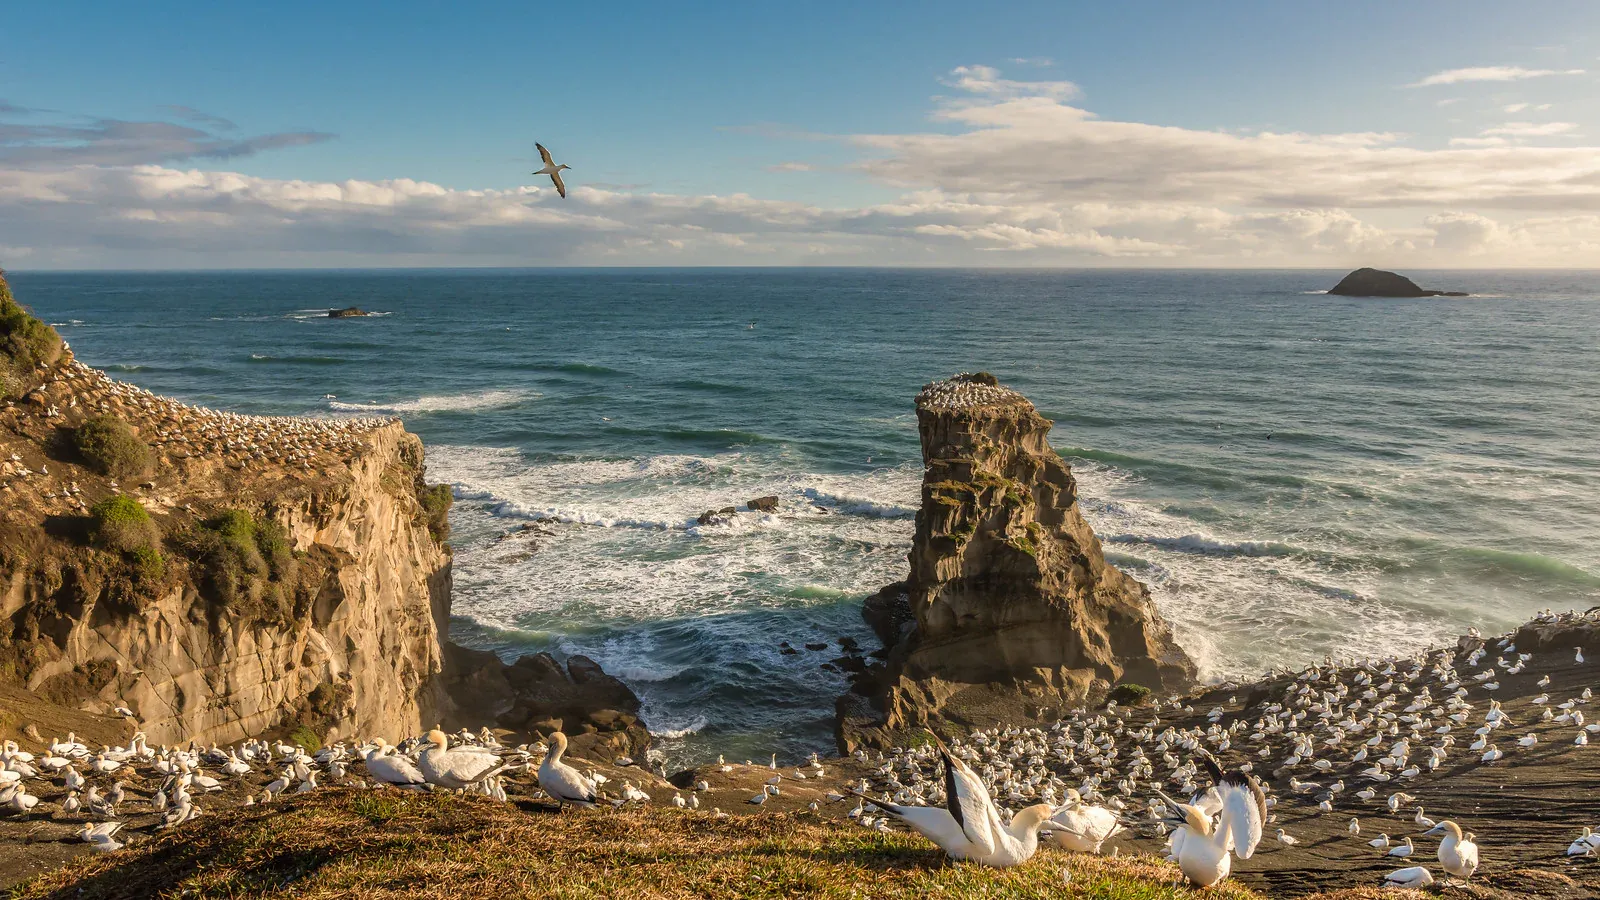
[838, 373, 1194, 750]
[0, 273, 644, 757]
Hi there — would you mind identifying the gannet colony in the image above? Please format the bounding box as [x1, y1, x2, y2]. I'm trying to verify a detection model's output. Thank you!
[1, 277, 1597, 896]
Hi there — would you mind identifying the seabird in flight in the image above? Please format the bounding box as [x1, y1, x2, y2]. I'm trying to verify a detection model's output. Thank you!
[533, 142, 571, 198]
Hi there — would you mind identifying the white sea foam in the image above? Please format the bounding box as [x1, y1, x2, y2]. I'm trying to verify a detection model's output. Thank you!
[649, 716, 709, 739]
[328, 389, 534, 414]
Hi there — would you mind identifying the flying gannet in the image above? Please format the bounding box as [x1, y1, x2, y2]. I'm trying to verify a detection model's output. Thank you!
[533, 143, 571, 198]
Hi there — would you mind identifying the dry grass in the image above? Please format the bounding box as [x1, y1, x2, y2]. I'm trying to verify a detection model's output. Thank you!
[6, 789, 1269, 900]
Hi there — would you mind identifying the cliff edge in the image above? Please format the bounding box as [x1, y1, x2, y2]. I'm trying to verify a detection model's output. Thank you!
[0, 272, 644, 756]
[837, 373, 1194, 750]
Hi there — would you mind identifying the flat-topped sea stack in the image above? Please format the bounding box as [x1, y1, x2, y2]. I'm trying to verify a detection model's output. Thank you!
[1327, 267, 1467, 297]
[837, 373, 1194, 750]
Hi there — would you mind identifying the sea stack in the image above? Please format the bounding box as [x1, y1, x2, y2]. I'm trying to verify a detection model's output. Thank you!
[1327, 268, 1467, 297]
[837, 373, 1194, 750]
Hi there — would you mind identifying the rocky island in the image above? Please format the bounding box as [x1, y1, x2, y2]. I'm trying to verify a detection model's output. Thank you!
[838, 372, 1194, 751]
[1327, 267, 1468, 297]
[327, 306, 369, 318]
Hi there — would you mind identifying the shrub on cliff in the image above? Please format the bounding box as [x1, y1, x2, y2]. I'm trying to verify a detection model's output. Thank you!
[89, 496, 164, 577]
[179, 509, 298, 623]
[419, 483, 452, 542]
[73, 415, 154, 479]
[1108, 683, 1152, 707]
[0, 270, 63, 399]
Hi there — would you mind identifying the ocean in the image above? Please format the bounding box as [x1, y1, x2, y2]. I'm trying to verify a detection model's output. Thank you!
[11, 268, 1600, 766]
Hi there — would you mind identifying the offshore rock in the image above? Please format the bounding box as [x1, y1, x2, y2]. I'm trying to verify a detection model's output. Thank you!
[437, 643, 647, 761]
[1327, 268, 1468, 298]
[837, 373, 1194, 752]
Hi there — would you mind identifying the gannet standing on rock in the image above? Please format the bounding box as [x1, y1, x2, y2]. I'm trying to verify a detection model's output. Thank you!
[538, 732, 598, 809]
[419, 730, 505, 790]
[533, 143, 571, 199]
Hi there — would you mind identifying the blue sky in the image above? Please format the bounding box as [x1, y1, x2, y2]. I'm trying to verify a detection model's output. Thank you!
[3, 1, 1600, 267]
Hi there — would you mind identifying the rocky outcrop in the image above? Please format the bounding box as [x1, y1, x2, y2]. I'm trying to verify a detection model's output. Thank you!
[436, 643, 648, 760]
[1327, 268, 1467, 297]
[0, 272, 645, 759]
[327, 307, 369, 318]
[837, 373, 1194, 751]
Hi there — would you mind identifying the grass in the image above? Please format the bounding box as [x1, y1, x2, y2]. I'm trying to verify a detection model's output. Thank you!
[71, 415, 153, 480]
[418, 482, 452, 543]
[177, 508, 299, 625]
[88, 496, 161, 560]
[0, 270, 62, 399]
[5, 790, 1271, 900]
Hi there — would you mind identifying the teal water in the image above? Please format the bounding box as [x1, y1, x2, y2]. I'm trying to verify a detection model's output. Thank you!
[12, 268, 1600, 765]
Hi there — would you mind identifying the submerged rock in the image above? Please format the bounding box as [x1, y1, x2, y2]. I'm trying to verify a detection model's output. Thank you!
[837, 373, 1194, 752]
[1327, 268, 1467, 297]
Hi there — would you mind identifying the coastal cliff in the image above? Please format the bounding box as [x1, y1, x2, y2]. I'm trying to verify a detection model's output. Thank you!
[838, 373, 1194, 750]
[0, 273, 643, 754]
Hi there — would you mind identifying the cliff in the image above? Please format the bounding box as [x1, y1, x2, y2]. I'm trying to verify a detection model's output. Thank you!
[838, 373, 1194, 750]
[0, 272, 648, 757]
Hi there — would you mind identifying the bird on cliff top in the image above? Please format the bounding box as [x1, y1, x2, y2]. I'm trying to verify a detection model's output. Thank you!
[854, 731, 1055, 867]
[419, 729, 506, 790]
[538, 732, 598, 808]
[1424, 821, 1479, 882]
[1046, 788, 1124, 854]
[533, 143, 571, 199]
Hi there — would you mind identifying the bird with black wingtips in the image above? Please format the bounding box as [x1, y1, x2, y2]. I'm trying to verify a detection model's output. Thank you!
[533, 142, 571, 198]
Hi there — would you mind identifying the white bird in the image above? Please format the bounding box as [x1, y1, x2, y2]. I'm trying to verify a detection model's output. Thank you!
[537, 732, 597, 809]
[1382, 866, 1434, 889]
[532, 143, 571, 199]
[1349, 818, 1360, 835]
[1388, 837, 1415, 858]
[1567, 826, 1600, 856]
[361, 741, 426, 786]
[1046, 789, 1124, 854]
[857, 733, 1055, 868]
[1276, 828, 1299, 847]
[419, 730, 505, 790]
[1425, 821, 1479, 881]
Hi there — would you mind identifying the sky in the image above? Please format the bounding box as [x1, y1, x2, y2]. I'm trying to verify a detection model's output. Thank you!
[3, 0, 1600, 268]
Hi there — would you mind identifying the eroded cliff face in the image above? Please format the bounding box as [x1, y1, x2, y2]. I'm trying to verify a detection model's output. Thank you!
[838, 373, 1194, 750]
[0, 276, 453, 746]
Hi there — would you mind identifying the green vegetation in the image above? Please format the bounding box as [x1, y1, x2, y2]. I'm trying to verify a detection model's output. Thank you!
[418, 482, 452, 542]
[9, 791, 1269, 900]
[89, 495, 162, 556]
[0, 271, 63, 400]
[72, 414, 154, 479]
[288, 725, 323, 754]
[178, 508, 299, 625]
[1108, 683, 1153, 707]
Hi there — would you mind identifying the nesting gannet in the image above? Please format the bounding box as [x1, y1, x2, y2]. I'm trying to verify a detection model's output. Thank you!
[537, 732, 597, 809]
[855, 733, 1054, 868]
[1424, 821, 1478, 881]
[533, 143, 571, 199]
[1382, 866, 1434, 889]
[1387, 837, 1415, 858]
[361, 741, 425, 786]
[419, 730, 505, 790]
[1046, 788, 1124, 853]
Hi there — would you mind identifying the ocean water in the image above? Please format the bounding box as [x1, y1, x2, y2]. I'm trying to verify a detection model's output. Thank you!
[12, 268, 1600, 765]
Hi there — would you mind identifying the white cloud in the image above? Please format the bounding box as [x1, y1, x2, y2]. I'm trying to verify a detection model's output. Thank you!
[3, 66, 1600, 268]
[1408, 66, 1586, 87]
[941, 65, 1080, 100]
[1503, 103, 1529, 113]
[1480, 121, 1578, 137]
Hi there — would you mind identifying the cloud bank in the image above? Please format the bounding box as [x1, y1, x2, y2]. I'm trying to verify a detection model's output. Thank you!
[2, 71, 1599, 268]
